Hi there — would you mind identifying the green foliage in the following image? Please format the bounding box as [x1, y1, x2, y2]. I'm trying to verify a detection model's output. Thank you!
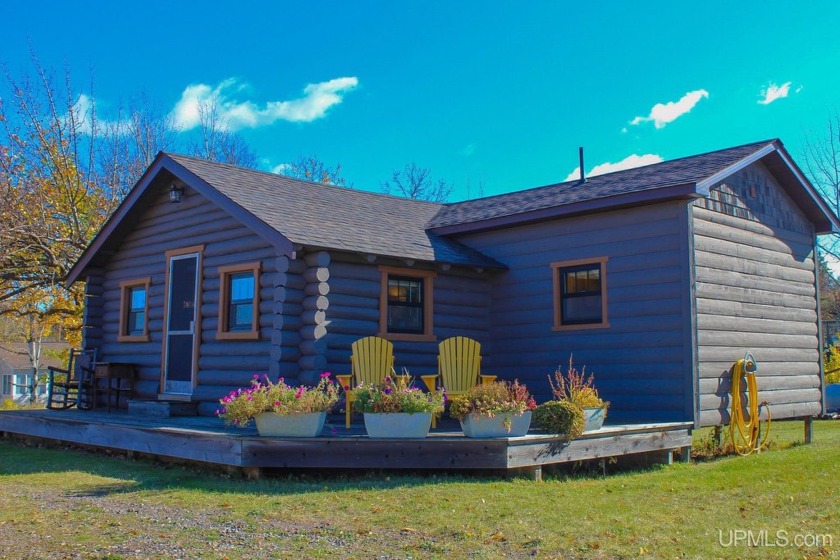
[448, 380, 537, 421]
[825, 344, 840, 384]
[217, 373, 340, 427]
[549, 355, 609, 410]
[533, 400, 585, 441]
[351, 375, 444, 415]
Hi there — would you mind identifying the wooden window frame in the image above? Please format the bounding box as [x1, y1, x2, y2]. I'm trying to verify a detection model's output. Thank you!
[217, 262, 261, 341]
[118, 277, 151, 342]
[551, 257, 610, 331]
[378, 265, 436, 342]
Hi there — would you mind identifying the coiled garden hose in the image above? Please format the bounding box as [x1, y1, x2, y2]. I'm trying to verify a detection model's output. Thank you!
[729, 352, 771, 455]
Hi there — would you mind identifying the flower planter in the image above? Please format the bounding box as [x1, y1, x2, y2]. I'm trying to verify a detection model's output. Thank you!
[460, 411, 532, 438]
[363, 412, 432, 438]
[254, 411, 327, 437]
[583, 407, 606, 432]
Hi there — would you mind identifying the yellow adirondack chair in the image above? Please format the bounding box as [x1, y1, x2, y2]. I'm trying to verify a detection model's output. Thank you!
[434, 336, 497, 397]
[338, 336, 396, 428]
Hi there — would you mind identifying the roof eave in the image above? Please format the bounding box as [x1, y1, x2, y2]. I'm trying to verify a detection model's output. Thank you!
[66, 153, 169, 286]
[429, 182, 700, 236]
[695, 141, 778, 194]
[66, 154, 296, 286]
[772, 147, 840, 235]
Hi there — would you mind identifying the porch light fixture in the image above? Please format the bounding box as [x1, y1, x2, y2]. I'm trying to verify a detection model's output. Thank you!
[169, 182, 185, 203]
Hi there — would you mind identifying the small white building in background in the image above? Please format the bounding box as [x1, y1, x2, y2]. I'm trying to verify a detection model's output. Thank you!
[0, 343, 69, 405]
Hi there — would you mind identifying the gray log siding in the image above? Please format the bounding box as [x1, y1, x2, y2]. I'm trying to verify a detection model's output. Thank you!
[693, 161, 821, 426]
[92, 189, 276, 414]
[457, 202, 693, 424]
[319, 256, 493, 379]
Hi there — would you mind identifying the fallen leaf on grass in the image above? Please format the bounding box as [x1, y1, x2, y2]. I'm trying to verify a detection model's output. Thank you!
[401, 527, 417, 534]
[486, 532, 507, 543]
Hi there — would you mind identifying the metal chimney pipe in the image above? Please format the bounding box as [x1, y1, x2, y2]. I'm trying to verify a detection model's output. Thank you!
[578, 147, 586, 184]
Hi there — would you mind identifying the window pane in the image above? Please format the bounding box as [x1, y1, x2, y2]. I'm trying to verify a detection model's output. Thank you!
[231, 272, 254, 302]
[230, 302, 254, 331]
[389, 277, 422, 304]
[129, 310, 145, 335]
[388, 305, 423, 333]
[563, 295, 602, 323]
[130, 287, 146, 310]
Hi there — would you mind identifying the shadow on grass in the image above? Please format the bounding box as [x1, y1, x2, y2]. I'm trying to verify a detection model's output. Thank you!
[0, 436, 539, 499]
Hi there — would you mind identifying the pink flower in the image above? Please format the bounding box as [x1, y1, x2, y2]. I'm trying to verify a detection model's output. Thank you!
[274, 401, 281, 406]
[253, 374, 259, 379]
[320, 372, 332, 379]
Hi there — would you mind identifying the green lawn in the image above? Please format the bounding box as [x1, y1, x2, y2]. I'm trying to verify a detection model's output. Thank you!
[0, 419, 836, 559]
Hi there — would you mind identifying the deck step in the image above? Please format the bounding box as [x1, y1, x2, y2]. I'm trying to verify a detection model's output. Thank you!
[128, 399, 199, 418]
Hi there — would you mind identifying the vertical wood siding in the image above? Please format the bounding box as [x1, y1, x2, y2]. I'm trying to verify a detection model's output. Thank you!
[457, 202, 694, 424]
[693, 161, 821, 426]
[93, 188, 276, 415]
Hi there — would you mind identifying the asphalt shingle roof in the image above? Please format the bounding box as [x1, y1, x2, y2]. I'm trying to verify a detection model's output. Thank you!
[428, 140, 776, 228]
[167, 154, 505, 269]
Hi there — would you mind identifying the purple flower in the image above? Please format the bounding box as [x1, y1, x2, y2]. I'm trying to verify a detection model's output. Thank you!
[253, 374, 259, 379]
[384, 387, 392, 395]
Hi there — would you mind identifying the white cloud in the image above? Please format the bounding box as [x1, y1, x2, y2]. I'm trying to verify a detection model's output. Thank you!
[171, 76, 359, 131]
[758, 81, 792, 105]
[65, 93, 128, 135]
[564, 153, 663, 182]
[270, 163, 291, 175]
[630, 89, 709, 128]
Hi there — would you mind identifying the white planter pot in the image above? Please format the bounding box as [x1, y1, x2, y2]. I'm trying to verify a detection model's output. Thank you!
[254, 411, 327, 437]
[363, 412, 432, 438]
[583, 407, 606, 432]
[460, 411, 532, 438]
[826, 383, 840, 412]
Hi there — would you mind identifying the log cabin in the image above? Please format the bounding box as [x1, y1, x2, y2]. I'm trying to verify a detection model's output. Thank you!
[66, 139, 839, 426]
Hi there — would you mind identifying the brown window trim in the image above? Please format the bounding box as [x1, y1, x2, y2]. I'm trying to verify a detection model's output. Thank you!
[551, 257, 610, 331]
[378, 265, 437, 342]
[118, 277, 151, 342]
[217, 261, 261, 341]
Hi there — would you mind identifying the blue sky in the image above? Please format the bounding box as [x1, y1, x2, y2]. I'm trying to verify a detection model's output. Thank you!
[3, 1, 840, 201]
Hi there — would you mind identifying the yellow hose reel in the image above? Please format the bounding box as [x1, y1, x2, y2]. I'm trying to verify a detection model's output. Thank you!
[728, 351, 771, 455]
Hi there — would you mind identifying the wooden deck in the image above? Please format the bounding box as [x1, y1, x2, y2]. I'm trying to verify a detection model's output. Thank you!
[0, 409, 693, 480]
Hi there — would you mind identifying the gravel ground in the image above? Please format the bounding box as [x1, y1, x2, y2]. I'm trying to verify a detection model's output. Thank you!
[0, 485, 482, 559]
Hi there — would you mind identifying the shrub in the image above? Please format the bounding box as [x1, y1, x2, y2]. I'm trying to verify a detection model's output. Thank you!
[825, 344, 840, 385]
[533, 400, 585, 442]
